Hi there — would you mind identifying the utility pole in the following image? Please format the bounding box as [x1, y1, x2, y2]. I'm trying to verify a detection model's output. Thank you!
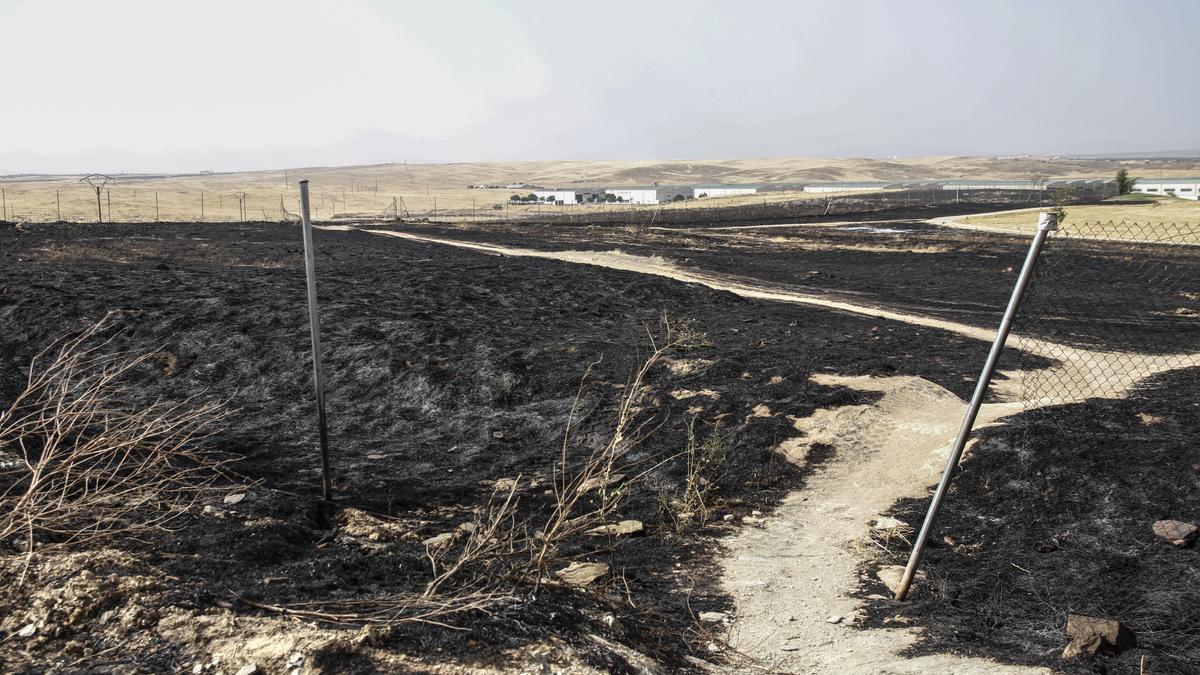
[81, 175, 113, 224]
[201, 192, 205, 221]
[1, 188, 5, 221]
[56, 189, 61, 221]
[155, 191, 160, 221]
[107, 190, 111, 221]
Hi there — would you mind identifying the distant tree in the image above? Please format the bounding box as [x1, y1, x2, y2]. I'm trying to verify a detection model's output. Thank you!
[1116, 169, 1134, 195]
[672, 194, 685, 202]
[526, 193, 538, 203]
[604, 194, 617, 203]
[510, 194, 521, 202]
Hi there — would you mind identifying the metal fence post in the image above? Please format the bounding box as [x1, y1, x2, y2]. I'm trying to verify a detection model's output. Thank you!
[299, 180, 334, 500]
[894, 211, 1059, 601]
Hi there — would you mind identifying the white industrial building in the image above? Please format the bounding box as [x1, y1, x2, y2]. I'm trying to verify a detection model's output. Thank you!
[532, 190, 578, 204]
[605, 187, 660, 205]
[803, 181, 898, 193]
[1132, 178, 1200, 200]
[693, 185, 759, 198]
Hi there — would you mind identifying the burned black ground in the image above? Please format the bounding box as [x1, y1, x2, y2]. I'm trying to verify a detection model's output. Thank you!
[863, 367, 1200, 675]
[2, 214, 1196, 673]
[1, 221, 996, 672]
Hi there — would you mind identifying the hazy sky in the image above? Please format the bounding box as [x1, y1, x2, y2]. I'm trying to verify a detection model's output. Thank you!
[2, 0, 1196, 173]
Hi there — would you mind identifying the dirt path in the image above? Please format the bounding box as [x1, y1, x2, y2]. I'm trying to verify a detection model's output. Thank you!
[339, 226, 1199, 673]
[648, 219, 916, 233]
[723, 374, 1040, 674]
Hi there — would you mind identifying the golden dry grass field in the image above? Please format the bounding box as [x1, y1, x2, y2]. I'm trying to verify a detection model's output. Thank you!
[956, 195, 1200, 241]
[3, 155, 1199, 222]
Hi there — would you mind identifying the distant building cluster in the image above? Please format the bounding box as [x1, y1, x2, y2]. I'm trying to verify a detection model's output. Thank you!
[505, 177, 1121, 205]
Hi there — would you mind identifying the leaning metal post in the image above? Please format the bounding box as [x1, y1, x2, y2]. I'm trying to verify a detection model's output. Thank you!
[299, 180, 334, 500]
[894, 211, 1058, 601]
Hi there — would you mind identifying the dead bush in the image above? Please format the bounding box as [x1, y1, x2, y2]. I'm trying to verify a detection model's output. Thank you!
[0, 316, 231, 562]
[532, 314, 702, 573]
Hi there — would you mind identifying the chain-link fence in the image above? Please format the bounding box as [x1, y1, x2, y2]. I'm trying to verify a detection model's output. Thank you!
[929, 220, 1200, 673]
[0, 182, 1119, 225]
[1013, 220, 1200, 406]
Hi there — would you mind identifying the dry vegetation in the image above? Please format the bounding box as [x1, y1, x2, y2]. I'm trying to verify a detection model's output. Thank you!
[0, 316, 231, 578]
[956, 195, 1200, 237]
[4, 155, 1199, 222]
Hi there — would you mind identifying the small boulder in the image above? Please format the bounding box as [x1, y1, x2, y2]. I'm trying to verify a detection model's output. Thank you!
[223, 492, 247, 506]
[826, 615, 843, 624]
[422, 532, 454, 548]
[1152, 520, 1197, 546]
[585, 520, 644, 537]
[17, 623, 36, 638]
[877, 565, 924, 595]
[234, 665, 259, 675]
[872, 516, 906, 531]
[698, 611, 728, 624]
[1062, 614, 1135, 659]
[555, 561, 609, 586]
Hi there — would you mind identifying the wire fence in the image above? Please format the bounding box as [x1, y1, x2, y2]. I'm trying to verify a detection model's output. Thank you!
[1014, 220, 1200, 406]
[981, 220, 1200, 673]
[0, 184, 1119, 225]
[0, 187, 400, 224]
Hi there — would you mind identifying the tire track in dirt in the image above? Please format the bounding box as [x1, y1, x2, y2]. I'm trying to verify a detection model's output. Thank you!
[337, 226, 1199, 673]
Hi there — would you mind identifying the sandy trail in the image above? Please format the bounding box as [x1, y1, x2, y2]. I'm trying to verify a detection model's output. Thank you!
[338, 226, 1198, 673]
[723, 374, 1038, 674]
[648, 219, 917, 233]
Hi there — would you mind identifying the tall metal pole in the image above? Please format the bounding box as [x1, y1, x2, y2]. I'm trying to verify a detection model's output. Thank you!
[894, 211, 1058, 601]
[299, 180, 333, 500]
[56, 189, 61, 221]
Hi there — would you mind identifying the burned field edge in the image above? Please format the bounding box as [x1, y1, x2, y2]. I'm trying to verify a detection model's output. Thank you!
[0, 221, 1003, 671]
[388, 213, 1200, 357]
[859, 367, 1200, 675]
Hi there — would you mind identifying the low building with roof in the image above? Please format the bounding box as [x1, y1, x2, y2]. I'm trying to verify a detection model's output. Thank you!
[803, 181, 899, 193]
[1132, 177, 1200, 200]
[693, 184, 760, 198]
[605, 187, 660, 204]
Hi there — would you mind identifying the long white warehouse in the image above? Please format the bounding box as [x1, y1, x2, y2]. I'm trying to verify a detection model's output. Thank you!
[605, 188, 659, 205]
[1132, 178, 1200, 201]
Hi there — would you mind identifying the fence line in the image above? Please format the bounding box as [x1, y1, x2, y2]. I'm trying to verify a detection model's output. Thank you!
[0, 183, 1119, 225]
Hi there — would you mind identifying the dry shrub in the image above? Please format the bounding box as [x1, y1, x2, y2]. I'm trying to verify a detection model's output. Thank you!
[247, 314, 705, 629]
[531, 314, 702, 573]
[0, 316, 230, 559]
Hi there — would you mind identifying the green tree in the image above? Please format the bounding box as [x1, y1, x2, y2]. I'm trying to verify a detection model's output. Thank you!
[1116, 169, 1134, 195]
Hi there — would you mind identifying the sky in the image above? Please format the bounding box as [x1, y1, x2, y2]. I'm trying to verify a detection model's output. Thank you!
[1, 0, 1197, 174]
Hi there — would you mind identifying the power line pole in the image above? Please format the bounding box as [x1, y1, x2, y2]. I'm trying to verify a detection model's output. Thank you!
[155, 191, 160, 221]
[81, 175, 113, 224]
[56, 189, 61, 221]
